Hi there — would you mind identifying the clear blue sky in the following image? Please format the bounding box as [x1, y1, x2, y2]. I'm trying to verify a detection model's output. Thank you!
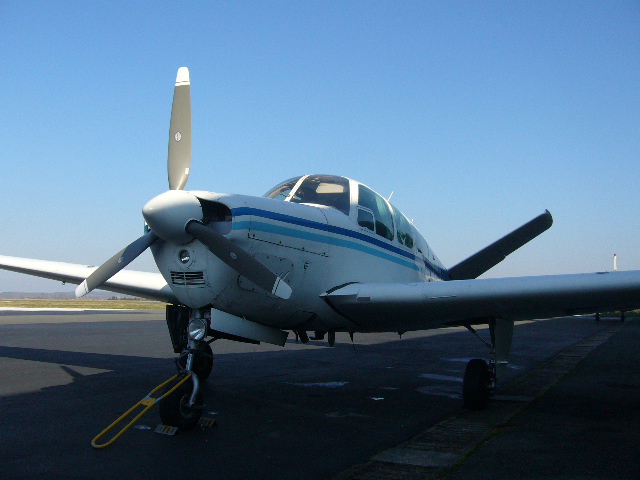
[1, 1, 638, 292]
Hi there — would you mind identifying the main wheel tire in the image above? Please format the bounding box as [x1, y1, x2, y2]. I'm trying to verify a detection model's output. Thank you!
[463, 358, 491, 410]
[159, 380, 203, 430]
[178, 342, 214, 380]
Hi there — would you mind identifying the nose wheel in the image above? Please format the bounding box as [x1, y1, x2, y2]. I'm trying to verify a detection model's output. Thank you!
[160, 337, 212, 430]
[159, 377, 204, 430]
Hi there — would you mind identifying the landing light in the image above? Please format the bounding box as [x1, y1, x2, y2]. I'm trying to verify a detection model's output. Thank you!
[188, 318, 207, 341]
[179, 250, 191, 264]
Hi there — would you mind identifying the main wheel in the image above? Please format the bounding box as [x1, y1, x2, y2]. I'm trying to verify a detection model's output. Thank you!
[159, 380, 203, 430]
[463, 358, 491, 410]
[178, 342, 214, 380]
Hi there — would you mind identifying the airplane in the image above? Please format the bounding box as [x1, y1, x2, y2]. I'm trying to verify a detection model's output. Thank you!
[2, 67, 640, 430]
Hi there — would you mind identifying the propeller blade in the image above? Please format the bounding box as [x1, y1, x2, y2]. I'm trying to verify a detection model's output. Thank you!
[168, 67, 192, 190]
[185, 221, 292, 299]
[75, 231, 158, 297]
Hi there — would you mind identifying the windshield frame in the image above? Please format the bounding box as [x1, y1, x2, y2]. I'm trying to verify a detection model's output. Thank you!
[288, 174, 351, 215]
[263, 176, 303, 201]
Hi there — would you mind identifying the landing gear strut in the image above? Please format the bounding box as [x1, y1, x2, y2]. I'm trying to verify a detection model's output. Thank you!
[177, 341, 214, 380]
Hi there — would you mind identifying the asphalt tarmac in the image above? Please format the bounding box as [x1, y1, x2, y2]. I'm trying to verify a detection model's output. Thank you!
[447, 317, 640, 480]
[0, 310, 636, 479]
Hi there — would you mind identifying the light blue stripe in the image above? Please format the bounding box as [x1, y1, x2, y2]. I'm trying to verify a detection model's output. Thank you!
[234, 207, 415, 261]
[233, 220, 419, 271]
[233, 206, 448, 279]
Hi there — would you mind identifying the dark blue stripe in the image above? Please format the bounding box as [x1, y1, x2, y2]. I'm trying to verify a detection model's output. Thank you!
[235, 207, 413, 259]
[233, 206, 447, 278]
[237, 220, 420, 271]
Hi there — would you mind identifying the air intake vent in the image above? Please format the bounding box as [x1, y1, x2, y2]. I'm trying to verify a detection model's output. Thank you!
[170, 271, 206, 286]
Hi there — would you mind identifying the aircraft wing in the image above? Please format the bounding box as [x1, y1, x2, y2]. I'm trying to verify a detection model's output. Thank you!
[447, 210, 553, 280]
[322, 271, 640, 332]
[0, 255, 177, 303]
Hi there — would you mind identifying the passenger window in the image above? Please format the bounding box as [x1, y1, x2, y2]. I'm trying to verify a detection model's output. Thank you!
[415, 236, 429, 259]
[289, 175, 350, 215]
[357, 185, 393, 240]
[357, 207, 375, 232]
[392, 206, 414, 249]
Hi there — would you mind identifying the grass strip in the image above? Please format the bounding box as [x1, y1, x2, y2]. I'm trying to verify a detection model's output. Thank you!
[0, 299, 167, 310]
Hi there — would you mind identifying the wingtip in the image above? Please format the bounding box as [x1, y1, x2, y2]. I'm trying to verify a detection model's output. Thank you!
[75, 280, 89, 298]
[175, 67, 190, 86]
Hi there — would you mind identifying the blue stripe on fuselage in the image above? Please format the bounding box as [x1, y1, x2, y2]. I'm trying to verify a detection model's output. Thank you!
[235, 220, 419, 271]
[232, 207, 441, 275]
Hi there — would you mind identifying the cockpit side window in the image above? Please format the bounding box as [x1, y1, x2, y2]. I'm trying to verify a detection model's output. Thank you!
[264, 176, 302, 200]
[289, 175, 350, 215]
[392, 206, 414, 249]
[357, 207, 375, 232]
[357, 185, 394, 240]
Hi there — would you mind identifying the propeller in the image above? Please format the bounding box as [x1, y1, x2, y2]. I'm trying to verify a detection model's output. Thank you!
[168, 67, 192, 190]
[76, 67, 292, 300]
[186, 221, 292, 299]
[75, 231, 158, 297]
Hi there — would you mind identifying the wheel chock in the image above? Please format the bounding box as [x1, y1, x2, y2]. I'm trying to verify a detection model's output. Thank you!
[91, 373, 192, 449]
[155, 424, 180, 436]
[198, 417, 217, 428]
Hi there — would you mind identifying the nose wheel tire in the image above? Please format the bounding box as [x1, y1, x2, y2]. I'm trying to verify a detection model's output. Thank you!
[159, 380, 203, 430]
[463, 358, 491, 410]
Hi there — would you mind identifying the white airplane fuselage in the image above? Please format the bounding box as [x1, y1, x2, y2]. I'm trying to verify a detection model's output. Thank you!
[150, 175, 447, 333]
[4, 68, 640, 424]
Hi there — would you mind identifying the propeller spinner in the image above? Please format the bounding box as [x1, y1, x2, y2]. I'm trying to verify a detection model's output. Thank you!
[76, 67, 292, 300]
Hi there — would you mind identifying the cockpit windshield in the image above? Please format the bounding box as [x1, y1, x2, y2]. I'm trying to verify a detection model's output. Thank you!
[289, 175, 350, 215]
[264, 176, 302, 201]
[264, 174, 424, 253]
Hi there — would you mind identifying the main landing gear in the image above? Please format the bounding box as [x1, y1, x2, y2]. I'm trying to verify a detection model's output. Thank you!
[463, 358, 493, 410]
[160, 306, 215, 430]
[462, 319, 514, 410]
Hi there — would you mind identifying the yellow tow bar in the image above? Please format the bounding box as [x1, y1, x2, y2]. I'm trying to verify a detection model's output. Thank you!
[91, 373, 192, 449]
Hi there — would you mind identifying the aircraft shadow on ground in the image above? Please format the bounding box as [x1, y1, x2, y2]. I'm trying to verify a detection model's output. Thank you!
[0, 324, 489, 416]
[0, 316, 606, 407]
[0, 316, 612, 480]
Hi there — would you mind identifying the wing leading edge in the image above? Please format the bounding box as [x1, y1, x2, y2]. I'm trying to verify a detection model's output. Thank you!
[0, 255, 177, 303]
[322, 270, 640, 332]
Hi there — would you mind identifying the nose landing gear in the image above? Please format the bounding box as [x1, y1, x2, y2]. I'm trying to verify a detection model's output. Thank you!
[160, 306, 215, 430]
[159, 338, 211, 430]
